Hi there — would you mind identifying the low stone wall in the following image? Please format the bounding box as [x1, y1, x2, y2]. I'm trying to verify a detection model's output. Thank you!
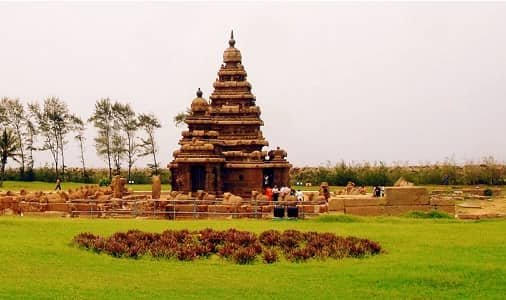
[328, 187, 456, 216]
[0, 188, 327, 219]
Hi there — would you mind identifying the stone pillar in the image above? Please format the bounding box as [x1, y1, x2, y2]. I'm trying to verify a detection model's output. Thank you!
[152, 175, 161, 199]
[205, 166, 213, 192]
[216, 165, 223, 196]
[112, 175, 123, 198]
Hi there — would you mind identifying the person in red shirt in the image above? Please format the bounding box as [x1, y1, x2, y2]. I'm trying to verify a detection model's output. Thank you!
[265, 186, 273, 201]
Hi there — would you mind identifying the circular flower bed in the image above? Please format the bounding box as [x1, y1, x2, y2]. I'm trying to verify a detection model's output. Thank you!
[73, 228, 382, 264]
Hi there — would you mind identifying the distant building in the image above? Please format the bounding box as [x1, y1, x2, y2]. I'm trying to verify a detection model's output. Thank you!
[169, 31, 291, 197]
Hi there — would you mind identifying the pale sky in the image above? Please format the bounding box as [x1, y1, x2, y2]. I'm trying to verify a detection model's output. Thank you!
[1, 2, 505, 168]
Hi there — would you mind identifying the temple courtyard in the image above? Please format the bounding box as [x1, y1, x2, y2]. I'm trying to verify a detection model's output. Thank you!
[1, 216, 505, 299]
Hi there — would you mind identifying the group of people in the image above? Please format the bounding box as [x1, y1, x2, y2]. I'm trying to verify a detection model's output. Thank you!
[264, 185, 304, 202]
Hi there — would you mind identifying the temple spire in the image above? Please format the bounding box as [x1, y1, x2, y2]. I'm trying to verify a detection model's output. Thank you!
[229, 30, 236, 47]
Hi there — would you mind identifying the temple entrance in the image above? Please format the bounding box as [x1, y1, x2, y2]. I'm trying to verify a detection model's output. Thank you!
[191, 165, 206, 192]
[263, 169, 274, 188]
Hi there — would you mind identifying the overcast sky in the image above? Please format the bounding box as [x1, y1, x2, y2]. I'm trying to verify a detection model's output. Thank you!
[1, 2, 505, 168]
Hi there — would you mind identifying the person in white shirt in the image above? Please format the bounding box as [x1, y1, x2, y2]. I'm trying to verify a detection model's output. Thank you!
[295, 190, 304, 202]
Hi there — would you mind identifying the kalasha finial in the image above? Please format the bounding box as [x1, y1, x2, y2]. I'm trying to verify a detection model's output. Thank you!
[196, 88, 203, 98]
[229, 30, 236, 47]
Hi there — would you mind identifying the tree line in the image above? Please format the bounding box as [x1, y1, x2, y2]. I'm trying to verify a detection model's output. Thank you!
[0, 97, 161, 187]
[291, 158, 506, 187]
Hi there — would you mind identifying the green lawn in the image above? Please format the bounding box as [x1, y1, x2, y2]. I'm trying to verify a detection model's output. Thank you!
[0, 181, 171, 192]
[0, 216, 505, 299]
[3, 180, 505, 194]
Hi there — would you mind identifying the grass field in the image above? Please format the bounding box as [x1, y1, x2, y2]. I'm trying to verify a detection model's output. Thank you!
[3, 180, 505, 194]
[0, 181, 171, 192]
[0, 216, 505, 299]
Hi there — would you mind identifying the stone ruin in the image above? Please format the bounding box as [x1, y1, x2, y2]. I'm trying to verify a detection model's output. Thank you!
[0, 175, 328, 219]
[333, 181, 367, 196]
[7, 177, 504, 220]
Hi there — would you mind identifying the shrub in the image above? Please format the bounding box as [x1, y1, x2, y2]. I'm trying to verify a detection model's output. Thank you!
[232, 247, 258, 264]
[73, 228, 383, 264]
[98, 178, 110, 187]
[484, 188, 493, 197]
[405, 211, 453, 219]
[262, 249, 279, 264]
[259, 230, 281, 247]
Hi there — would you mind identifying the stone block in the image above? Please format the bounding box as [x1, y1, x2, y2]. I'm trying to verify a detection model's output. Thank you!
[208, 205, 232, 213]
[384, 187, 429, 205]
[46, 203, 71, 212]
[197, 205, 208, 212]
[174, 204, 195, 212]
[430, 198, 456, 206]
[343, 197, 386, 207]
[71, 203, 97, 212]
[345, 206, 385, 216]
[384, 205, 430, 216]
[328, 198, 344, 211]
[261, 205, 274, 213]
[458, 214, 480, 220]
[152, 175, 161, 199]
[297, 205, 316, 214]
[19, 202, 45, 212]
[432, 205, 455, 215]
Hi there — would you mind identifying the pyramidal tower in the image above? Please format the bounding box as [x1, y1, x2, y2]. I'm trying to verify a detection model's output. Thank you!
[169, 31, 291, 197]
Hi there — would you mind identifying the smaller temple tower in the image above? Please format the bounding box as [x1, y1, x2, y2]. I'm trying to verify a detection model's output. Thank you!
[169, 32, 291, 197]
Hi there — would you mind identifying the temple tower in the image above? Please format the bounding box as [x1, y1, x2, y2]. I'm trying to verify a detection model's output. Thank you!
[170, 31, 291, 197]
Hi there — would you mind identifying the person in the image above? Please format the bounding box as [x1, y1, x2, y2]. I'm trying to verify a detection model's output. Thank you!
[373, 186, 381, 197]
[295, 189, 304, 202]
[265, 186, 273, 201]
[54, 178, 62, 191]
[290, 186, 296, 196]
[272, 185, 280, 201]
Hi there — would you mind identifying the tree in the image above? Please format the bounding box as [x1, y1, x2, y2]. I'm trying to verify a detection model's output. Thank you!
[0, 128, 19, 187]
[72, 116, 88, 181]
[89, 98, 114, 180]
[173, 108, 191, 127]
[112, 102, 138, 182]
[29, 97, 73, 180]
[0, 98, 27, 179]
[110, 131, 127, 175]
[24, 118, 37, 180]
[0, 100, 6, 125]
[138, 113, 162, 175]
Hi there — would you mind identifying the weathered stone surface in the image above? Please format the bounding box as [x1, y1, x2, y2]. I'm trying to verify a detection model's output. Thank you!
[432, 205, 455, 215]
[344, 196, 386, 207]
[152, 175, 161, 199]
[222, 193, 243, 206]
[261, 205, 274, 213]
[384, 187, 429, 205]
[430, 198, 456, 206]
[208, 205, 233, 213]
[384, 205, 430, 216]
[458, 214, 480, 220]
[328, 198, 344, 211]
[46, 203, 71, 212]
[345, 206, 385, 216]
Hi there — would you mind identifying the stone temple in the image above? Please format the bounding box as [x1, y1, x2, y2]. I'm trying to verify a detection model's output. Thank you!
[169, 31, 291, 197]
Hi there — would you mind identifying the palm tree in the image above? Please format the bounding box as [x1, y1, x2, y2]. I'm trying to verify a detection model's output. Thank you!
[0, 128, 20, 187]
